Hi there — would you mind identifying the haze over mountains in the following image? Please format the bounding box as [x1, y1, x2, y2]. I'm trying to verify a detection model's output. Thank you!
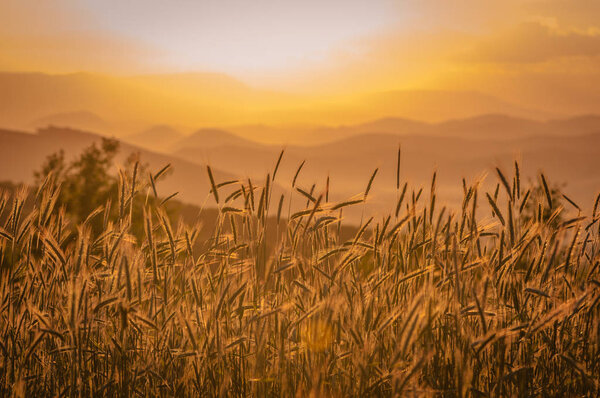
[126, 125, 185, 152]
[167, 114, 600, 215]
[1, 71, 599, 222]
[0, 126, 238, 207]
[1, 112, 599, 223]
[30, 110, 111, 133]
[0, 71, 556, 135]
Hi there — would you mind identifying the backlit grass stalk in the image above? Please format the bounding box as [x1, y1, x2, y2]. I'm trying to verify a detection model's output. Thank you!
[0, 157, 598, 396]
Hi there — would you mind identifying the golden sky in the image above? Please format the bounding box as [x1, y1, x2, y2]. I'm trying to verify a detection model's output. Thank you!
[1, 0, 600, 119]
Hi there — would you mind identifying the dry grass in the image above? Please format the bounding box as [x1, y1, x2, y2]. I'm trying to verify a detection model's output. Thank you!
[1, 153, 599, 397]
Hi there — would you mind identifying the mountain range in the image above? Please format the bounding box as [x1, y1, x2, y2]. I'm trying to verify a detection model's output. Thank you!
[168, 118, 600, 216]
[0, 126, 239, 207]
[1, 113, 599, 223]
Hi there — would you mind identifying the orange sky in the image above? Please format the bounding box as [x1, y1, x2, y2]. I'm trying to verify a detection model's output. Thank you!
[1, 0, 600, 122]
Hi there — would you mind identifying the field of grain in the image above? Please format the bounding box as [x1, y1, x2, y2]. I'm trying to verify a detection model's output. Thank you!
[1, 152, 599, 396]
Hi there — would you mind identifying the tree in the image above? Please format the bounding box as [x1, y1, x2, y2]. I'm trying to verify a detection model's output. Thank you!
[33, 138, 186, 241]
[35, 138, 120, 231]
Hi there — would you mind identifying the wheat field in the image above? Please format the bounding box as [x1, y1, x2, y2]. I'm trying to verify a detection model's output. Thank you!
[1, 151, 599, 397]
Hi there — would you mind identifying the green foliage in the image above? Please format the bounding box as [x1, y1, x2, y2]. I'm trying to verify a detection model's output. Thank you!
[34, 138, 121, 231]
[32, 139, 183, 240]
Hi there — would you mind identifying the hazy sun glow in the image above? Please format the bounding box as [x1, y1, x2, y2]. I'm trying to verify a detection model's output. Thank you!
[76, 0, 403, 75]
[1, 0, 600, 127]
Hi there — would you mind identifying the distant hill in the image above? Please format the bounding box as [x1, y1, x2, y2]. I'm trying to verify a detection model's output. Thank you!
[358, 90, 552, 122]
[30, 110, 111, 133]
[435, 114, 545, 140]
[547, 114, 600, 135]
[2, 113, 600, 222]
[168, 114, 600, 216]
[0, 126, 239, 206]
[174, 128, 262, 151]
[124, 125, 184, 152]
[227, 113, 600, 145]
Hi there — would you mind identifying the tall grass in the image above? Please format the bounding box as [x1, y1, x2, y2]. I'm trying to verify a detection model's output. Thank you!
[1, 154, 599, 396]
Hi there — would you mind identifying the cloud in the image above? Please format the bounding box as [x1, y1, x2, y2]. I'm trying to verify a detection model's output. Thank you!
[0, 0, 166, 74]
[457, 22, 600, 64]
[0, 33, 164, 74]
[524, 0, 600, 29]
